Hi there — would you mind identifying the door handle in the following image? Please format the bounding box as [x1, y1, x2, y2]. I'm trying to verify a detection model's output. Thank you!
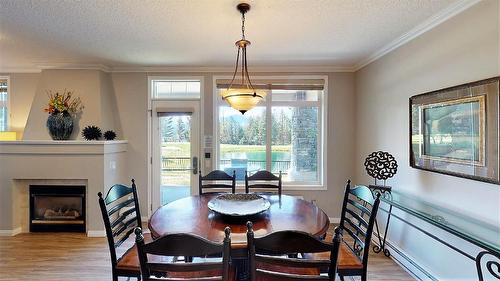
[192, 156, 198, 175]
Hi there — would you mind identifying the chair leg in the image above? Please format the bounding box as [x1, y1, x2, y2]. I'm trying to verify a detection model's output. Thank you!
[338, 275, 345, 281]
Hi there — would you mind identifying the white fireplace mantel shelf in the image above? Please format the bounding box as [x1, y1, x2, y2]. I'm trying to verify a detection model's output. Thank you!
[0, 140, 128, 155]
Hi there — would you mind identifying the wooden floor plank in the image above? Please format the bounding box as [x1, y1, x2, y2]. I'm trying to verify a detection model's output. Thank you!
[0, 227, 414, 280]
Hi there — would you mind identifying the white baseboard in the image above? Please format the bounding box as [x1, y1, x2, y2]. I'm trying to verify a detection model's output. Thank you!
[371, 232, 437, 281]
[87, 230, 106, 237]
[0, 227, 22, 236]
[329, 217, 341, 224]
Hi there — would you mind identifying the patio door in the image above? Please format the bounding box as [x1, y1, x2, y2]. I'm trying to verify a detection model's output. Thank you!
[152, 101, 200, 209]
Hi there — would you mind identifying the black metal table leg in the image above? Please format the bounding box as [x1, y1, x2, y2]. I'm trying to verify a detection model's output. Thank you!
[373, 204, 392, 257]
[476, 251, 500, 281]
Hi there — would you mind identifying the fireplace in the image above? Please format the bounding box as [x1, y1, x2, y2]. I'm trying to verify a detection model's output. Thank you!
[29, 185, 86, 232]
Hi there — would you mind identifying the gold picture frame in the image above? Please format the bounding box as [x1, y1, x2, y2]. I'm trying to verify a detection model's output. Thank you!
[410, 77, 499, 185]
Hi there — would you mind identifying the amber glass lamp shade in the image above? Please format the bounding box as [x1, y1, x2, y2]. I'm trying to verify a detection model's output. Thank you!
[221, 88, 266, 114]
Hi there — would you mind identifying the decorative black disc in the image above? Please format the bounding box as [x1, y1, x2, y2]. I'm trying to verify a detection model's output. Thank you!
[364, 151, 398, 180]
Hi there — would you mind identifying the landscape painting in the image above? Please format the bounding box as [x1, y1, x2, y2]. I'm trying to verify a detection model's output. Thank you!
[410, 76, 499, 184]
[421, 96, 485, 165]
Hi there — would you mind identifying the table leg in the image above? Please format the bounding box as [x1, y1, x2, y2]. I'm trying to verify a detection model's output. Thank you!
[233, 256, 250, 281]
[373, 204, 392, 257]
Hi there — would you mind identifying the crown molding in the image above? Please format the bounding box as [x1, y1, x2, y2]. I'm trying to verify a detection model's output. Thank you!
[35, 63, 112, 72]
[111, 65, 356, 73]
[0, 67, 41, 73]
[353, 0, 481, 71]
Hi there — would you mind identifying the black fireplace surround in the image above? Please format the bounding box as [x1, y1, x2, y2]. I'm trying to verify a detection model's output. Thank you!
[29, 185, 86, 232]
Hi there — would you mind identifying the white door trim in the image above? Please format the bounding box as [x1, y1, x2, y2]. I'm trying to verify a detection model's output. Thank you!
[150, 100, 200, 212]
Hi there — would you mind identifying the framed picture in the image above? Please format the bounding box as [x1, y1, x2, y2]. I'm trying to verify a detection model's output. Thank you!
[410, 77, 499, 184]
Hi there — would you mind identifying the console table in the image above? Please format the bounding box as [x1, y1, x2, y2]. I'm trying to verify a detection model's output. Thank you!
[368, 186, 500, 281]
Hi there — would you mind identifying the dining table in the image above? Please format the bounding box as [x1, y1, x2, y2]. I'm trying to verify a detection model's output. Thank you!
[148, 192, 330, 280]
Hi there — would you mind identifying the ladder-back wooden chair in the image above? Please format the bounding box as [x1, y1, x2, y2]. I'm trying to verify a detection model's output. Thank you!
[199, 170, 236, 195]
[247, 221, 341, 281]
[135, 227, 233, 281]
[245, 170, 282, 196]
[98, 179, 144, 281]
[305, 181, 381, 281]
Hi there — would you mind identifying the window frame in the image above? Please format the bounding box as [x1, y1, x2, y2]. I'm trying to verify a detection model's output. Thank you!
[213, 75, 328, 190]
[149, 76, 204, 101]
[0, 76, 10, 132]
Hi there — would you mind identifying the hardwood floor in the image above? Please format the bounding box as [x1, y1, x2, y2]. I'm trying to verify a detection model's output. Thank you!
[0, 231, 414, 281]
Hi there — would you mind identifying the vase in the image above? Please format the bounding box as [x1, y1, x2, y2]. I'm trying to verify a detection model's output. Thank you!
[46, 111, 74, 140]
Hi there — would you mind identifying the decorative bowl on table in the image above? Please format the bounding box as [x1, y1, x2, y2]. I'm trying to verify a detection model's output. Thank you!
[207, 193, 271, 217]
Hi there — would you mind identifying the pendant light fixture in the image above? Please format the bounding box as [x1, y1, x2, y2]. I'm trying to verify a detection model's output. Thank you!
[220, 3, 266, 114]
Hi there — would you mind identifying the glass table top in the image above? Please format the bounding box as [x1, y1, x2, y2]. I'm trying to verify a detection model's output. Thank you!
[378, 189, 500, 254]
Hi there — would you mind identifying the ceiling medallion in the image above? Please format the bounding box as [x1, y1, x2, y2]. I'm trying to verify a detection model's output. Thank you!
[220, 3, 266, 114]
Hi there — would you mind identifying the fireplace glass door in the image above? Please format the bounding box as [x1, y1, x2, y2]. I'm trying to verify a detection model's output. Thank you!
[30, 185, 85, 232]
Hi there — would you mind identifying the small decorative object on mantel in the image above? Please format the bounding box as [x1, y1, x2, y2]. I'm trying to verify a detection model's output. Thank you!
[410, 76, 499, 184]
[364, 151, 398, 193]
[103, 130, 117, 141]
[81, 125, 102, 140]
[44, 90, 84, 140]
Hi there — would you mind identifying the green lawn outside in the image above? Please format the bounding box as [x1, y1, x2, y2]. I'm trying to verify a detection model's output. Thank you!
[161, 142, 291, 157]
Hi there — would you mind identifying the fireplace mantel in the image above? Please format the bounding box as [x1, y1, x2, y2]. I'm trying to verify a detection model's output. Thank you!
[0, 140, 128, 237]
[0, 140, 127, 154]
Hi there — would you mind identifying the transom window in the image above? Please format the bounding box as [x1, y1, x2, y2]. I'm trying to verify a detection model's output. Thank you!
[215, 77, 327, 187]
[151, 79, 201, 99]
[0, 78, 8, 131]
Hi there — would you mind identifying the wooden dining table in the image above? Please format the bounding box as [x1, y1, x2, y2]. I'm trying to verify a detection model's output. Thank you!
[148, 193, 330, 280]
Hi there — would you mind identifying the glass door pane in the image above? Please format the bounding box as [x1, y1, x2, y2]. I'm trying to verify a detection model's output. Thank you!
[159, 113, 192, 205]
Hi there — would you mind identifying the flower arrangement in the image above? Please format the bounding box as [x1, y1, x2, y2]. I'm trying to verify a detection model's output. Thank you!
[44, 90, 84, 115]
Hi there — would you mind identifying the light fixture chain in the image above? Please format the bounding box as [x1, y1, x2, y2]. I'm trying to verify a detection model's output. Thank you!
[241, 12, 246, 40]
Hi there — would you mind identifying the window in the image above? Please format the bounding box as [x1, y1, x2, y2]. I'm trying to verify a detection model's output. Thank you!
[151, 79, 201, 99]
[0, 78, 8, 131]
[215, 77, 327, 187]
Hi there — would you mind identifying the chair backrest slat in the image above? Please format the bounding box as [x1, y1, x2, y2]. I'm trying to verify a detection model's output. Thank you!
[342, 226, 365, 250]
[112, 218, 138, 239]
[199, 170, 236, 195]
[245, 170, 282, 196]
[135, 227, 232, 281]
[344, 208, 369, 228]
[256, 269, 329, 281]
[110, 206, 136, 228]
[343, 216, 367, 238]
[98, 179, 143, 270]
[114, 227, 136, 248]
[339, 181, 381, 275]
[148, 262, 223, 273]
[247, 222, 341, 281]
[346, 198, 371, 215]
[107, 198, 135, 216]
[142, 233, 224, 257]
[104, 184, 134, 204]
[256, 254, 330, 268]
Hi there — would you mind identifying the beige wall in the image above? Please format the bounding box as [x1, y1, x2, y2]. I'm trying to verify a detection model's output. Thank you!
[112, 71, 356, 218]
[0, 72, 40, 139]
[354, 0, 499, 279]
[22, 69, 121, 140]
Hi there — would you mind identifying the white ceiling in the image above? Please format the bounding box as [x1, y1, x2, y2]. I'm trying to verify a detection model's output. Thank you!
[0, 0, 473, 72]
